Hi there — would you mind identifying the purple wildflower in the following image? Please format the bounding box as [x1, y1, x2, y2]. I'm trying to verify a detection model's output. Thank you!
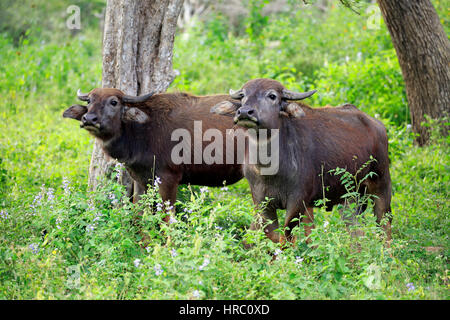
[295, 256, 304, 266]
[29, 243, 39, 254]
[46, 188, 55, 202]
[114, 162, 124, 181]
[406, 283, 415, 291]
[192, 290, 200, 298]
[62, 177, 71, 194]
[109, 193, 118, 206]
[32, 192, 43, 207]
[0, 210, 8, 219]
[29, 190, 44, 215]
[87, 200, 95, 212]
[168, 216, 177, 224]
[154, 264, 163, 276]
[199, 258, 210, 271]
[274, 249, 282, 256]
[56, 216, 62, 229]
[93, 212, 102, 222]
[153, 176, 162, 187]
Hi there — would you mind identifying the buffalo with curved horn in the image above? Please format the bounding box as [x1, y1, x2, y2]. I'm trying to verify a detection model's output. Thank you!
[211, 78, 392, 247]
[64, 88, 244, 222]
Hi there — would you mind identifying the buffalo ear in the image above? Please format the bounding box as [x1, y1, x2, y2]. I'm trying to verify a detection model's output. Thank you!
[283, 103, 305, 118]
[210, 101, 240, 116]
[123, 107, 150, 124]
[63, 104, 87, 120]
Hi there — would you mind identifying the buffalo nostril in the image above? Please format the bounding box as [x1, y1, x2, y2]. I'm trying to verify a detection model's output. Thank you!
[248, 109, 254, 115]
[83, 114, 98, 125]
[237, 109, 241, 115]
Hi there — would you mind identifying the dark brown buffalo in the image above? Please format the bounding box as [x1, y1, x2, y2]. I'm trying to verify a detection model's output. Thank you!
[211, 78, 392, 245]
[63, 88, 243, 216]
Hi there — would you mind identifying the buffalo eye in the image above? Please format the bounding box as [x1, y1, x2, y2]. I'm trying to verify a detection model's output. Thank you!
[110, 100, 118, 106]
[268, 93, 277, 101]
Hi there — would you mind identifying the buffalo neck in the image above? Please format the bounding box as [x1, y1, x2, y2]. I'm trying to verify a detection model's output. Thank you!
[101, 120, 156, 165]
[281, 117, 309, 171]
[250, 117, 307, 179]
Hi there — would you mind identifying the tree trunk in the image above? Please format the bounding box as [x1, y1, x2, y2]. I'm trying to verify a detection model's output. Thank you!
[89, 0, 183, 197]
[377, 0, 450, 145]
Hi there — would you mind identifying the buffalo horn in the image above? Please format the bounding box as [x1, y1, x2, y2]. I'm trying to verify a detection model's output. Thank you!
[77, 89, 90, 101]
[229, 89, 244, 99]
[122, 92, 155, 104]
[282, 89, 317, 101]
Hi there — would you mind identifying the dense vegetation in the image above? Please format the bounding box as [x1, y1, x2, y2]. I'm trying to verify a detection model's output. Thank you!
[0, 1, 448, 299]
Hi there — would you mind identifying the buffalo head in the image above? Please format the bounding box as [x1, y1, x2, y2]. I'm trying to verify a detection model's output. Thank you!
[211, 78, 316, 129]
[63, 88, 154, 139]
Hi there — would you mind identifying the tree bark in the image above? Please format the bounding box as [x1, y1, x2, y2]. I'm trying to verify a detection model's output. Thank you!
[89, 0, 183, 196]
[377, 0, 450, 145]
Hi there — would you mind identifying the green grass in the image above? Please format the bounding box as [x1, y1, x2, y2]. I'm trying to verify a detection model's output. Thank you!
[0, 2, 448, 299]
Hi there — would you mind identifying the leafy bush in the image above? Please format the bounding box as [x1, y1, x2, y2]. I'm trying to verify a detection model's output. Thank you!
[172, 1, 408, 126]
[0, 0, 105, 44]
[1, 151, 447, 299]
[313, 50, 408, 123]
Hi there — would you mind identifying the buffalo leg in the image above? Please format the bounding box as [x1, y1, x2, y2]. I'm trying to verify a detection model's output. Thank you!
[132, 181, 150, 245]
[367, 177, 393, 243]
[282, 205, 314, 246]
[133, 180, 147, 204]
[158, 174, 181, 222]
[281, 205, 300, 245]
[244, 202, 280, 249]
[340, 199, 366, 238]
[301, 207, 315, 243]
[373, 187, 392, 243]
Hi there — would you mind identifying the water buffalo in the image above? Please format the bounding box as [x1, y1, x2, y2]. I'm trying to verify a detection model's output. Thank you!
[63, 88, 244, 216]
[211, 78, 392, 245]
